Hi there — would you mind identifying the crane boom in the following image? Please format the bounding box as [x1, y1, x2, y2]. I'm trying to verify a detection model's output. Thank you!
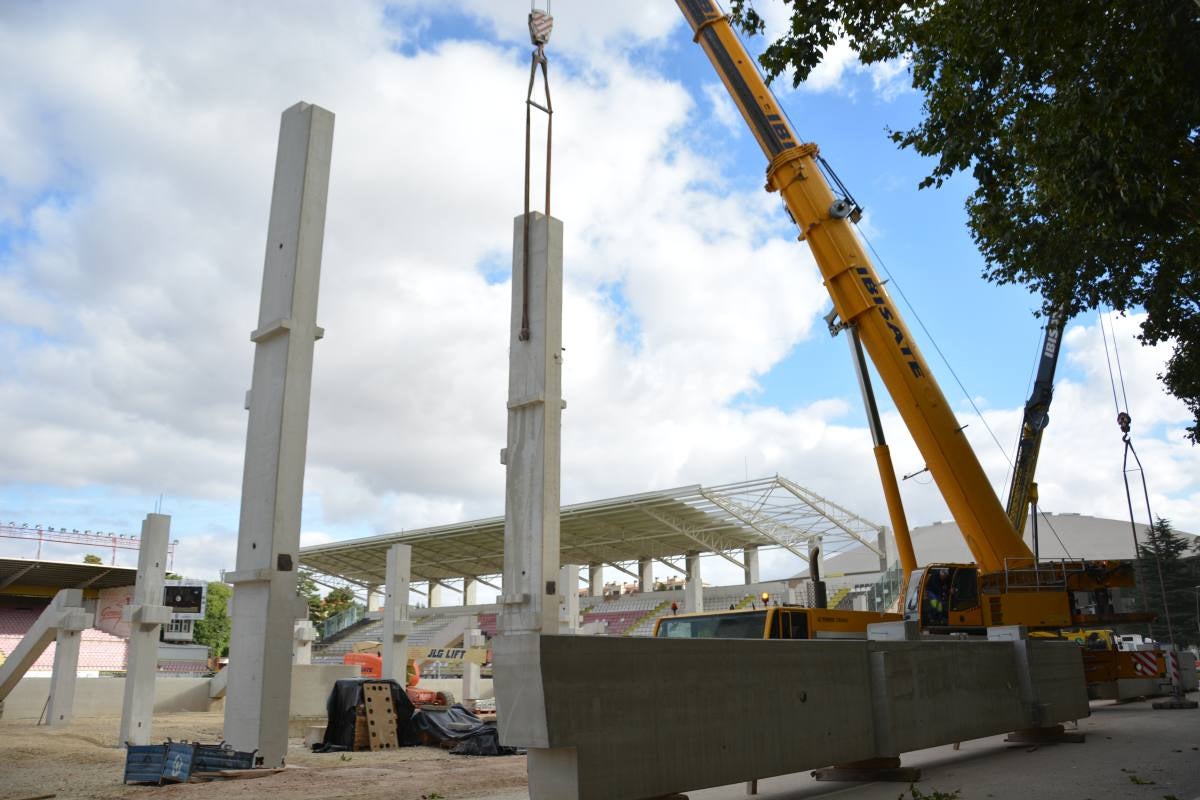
[677, 0, 1034, 574]
[1004, 312, 1064, 534]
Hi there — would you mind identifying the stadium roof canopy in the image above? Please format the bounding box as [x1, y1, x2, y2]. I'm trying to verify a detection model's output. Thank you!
[299, 475, 889, 589]
[0, 557, 138, 594]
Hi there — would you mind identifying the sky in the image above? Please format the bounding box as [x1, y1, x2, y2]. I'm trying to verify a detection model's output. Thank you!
[2, 1, 1198, 596]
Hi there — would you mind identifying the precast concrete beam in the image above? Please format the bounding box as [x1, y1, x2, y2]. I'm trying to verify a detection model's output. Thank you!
[382, 544, 413, 682]
[119, 513, 171, 744]
[501, 634, 1091, 800]
[224, 101, 334, 767]
[463, 578, 479, 606]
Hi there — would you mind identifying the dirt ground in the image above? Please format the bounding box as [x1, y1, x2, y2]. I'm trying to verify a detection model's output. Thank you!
[0, 712, 528, 800]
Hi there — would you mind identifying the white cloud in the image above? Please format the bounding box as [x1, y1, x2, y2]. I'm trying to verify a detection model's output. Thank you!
[0, 2, 1195, 592]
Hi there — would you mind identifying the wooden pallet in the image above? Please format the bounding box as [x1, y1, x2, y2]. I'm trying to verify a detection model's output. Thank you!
[363, 682, 400, 750]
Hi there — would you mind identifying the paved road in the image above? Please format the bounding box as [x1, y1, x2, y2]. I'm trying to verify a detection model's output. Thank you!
[691, 697, 1200, 800]
[491, 697, 1200, 800]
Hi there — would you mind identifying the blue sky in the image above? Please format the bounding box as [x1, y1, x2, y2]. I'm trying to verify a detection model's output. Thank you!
[1, 1, 1196, 589]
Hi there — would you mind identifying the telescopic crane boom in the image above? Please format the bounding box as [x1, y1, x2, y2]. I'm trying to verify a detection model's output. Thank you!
[677, 0, 1032, 574]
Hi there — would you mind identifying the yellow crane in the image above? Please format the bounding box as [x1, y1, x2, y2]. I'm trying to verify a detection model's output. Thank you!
[677, 0, 1146, 633]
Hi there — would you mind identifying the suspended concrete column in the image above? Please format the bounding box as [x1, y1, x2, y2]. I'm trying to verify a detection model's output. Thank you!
[497, 211, 564, 636]
[743, 545, 760, 585]
[588, 562, 603, 598]
[429, 582, 447, 609]
[463, 578, 479, 606]
[382, 543, 413, 683]
[118, 513, 172, 743]
[684, 551, 703, 613]
[638, 558, 654, 593]
[558, 564, 580, 634]
[494, 210, 564, 760]
[224, 102, 335, 767]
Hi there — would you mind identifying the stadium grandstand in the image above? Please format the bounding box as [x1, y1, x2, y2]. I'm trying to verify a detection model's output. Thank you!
[300, 477, 1194, 666]
[300, 476, 888, 662]
[0, 524, 208, 678]
[0, 557, 138, 675]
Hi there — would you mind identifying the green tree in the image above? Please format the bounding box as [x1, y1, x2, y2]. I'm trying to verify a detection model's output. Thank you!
[730, 0, 1200, 440]
[322, 587, 357, 621]
[1135, 518, 1200, 647]
[298, 571, 324, 621]
[192, 581, 232, 659]
[82, 553, 103, 564]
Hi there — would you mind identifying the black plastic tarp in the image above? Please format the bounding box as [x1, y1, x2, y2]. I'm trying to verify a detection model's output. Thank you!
[411, 704, 523, 757]
[315, 678, 418, 751]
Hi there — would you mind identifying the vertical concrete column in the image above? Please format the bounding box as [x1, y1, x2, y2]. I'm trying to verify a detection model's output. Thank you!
[224, 102, 335, 767]
[498, 212, 564, 635]
[743, 545, 760, 585]
[558, 565, 580, 634]
[588, 563, 603, 598]
[119, 513, 172, 743]
[429, 582, 446, 609]
[462, 626, 484, 703]
[293, 620, 316, 665]
[382, 544, 413, 683]
[877, 527, 890, 572]
[366, 585, 383, 612]
[46, 601, 87, 727]
[638, 559, 654, 593]
[463, 578, 479, 606]
[684, 551, 703, 613]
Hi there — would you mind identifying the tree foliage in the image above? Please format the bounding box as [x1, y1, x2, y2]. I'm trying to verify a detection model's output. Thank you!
[82, 553, 103, 564]
[1135, 517, 1200, 647]
[730, 0, 1200, 440]
[192, 581, 231, 659]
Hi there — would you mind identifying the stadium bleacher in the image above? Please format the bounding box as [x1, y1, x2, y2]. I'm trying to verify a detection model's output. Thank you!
[0, 601, 129, 673]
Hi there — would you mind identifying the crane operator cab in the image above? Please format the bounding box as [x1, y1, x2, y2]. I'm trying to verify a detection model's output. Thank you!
[903, 565, 984, 632]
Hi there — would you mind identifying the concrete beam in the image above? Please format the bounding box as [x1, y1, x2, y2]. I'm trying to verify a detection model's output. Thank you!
[224, 101, 335, 767]
[381, 544, 413, 683]
[119, 513, 172, 744]
[498, 634, 1089, 800]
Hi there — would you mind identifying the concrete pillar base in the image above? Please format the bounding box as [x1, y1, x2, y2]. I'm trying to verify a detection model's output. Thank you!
[1004, 725, 1086, 744]
[813, 757, 919, 782]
